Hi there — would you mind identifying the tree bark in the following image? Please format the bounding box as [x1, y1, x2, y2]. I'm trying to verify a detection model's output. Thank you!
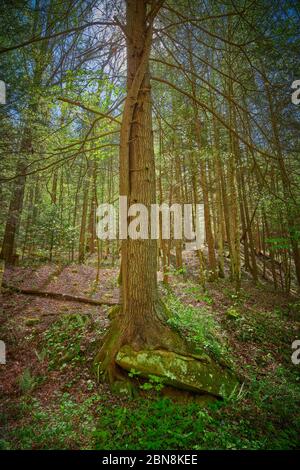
[0, 131, 30, 264]
[94, 0, 189, 384]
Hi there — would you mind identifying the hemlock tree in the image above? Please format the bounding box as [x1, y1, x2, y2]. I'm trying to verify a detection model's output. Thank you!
[94, 1, 237, 396]
[95, 0, 191, 381]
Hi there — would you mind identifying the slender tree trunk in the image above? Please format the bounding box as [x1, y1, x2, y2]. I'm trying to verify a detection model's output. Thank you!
[0, 129, 31, 264]
[21, 180, 35, 260]
[71, 164, 83, 262]
[263, 207, 277, 289]
[174, 144, 183, 269]
[188, 39, 217, 280]
[88, 160, 97, 255]
[49, 170, 58, 262]
[78, 161, 91, 263]
[227, 67, 241, 290]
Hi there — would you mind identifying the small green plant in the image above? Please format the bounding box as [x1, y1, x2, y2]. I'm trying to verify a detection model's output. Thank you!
[42, 313, 89, 370]
[129, 369, 164, 392]
[35, 348, 47, 362]
[86, 379, 95, 391]
[166, 266, 187, 276]
[140, 375, 165, 392]
[224, 287, 249, 305]
[287, 301, 300, 319]
[226, 306, 240, 319]
[17, 369, 40, 394]
[0, 439, 10, 450]
[184, 284, 213, 304]
[128, 368, 141, 379]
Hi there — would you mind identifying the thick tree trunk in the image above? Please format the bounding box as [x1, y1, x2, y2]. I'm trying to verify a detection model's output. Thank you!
[94, 2, 238, 398]
[119, 0, 158, 344]
[94, 0, 189, 384]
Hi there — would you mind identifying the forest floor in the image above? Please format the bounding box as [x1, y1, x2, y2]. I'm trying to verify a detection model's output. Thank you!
[0, 252, 300, 450]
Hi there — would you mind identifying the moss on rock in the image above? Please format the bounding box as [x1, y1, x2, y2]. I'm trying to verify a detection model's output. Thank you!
[116, 345, 238, 398]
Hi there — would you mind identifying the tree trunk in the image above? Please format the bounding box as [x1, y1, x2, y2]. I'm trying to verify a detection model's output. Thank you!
[78, 161, 92, 263]
[94, 0, 189, 384]
[87, 161, 97, 255]
[0, 129, 30, 264]
[49, 170, 58, 262]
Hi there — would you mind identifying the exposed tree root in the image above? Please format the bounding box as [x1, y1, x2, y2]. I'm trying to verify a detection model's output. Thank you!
[93, 296, 239, 399]
[94, 300, 194, 386]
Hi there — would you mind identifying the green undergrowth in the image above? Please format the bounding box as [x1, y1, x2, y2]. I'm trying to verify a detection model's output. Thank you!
[1, 284, 299, 450]
[0, 393, 99, 450]
[163, 288, 232, 364]
[94, 370, 300, 450]
[184, 284, 214, 305]
[2, 363, 299, 450]
[42, 313, 95, 370]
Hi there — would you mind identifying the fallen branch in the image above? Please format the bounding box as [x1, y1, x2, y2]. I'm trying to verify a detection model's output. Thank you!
[2, 283, 119, 307]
